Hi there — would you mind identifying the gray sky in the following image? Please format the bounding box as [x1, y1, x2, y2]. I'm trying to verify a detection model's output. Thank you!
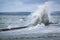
[0, 0, 60, 12]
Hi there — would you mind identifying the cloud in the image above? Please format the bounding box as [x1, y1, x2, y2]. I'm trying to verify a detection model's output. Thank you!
[0, 0, 40, 12]
[0, 4, 39, 12]
[48, 1, 60, 11]
[20, 0, 47, 4]
[50, 0, 60, 4]
[51, 4, 60, 11]
[0, 0, 60, 12]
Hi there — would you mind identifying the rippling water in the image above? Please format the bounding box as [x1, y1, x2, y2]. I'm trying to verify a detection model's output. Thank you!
[0, 15, 27, 28]
[0, 12, 60, 40]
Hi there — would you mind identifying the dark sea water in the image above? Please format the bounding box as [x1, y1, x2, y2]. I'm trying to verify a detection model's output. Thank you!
[0, 12, 31, 28]
[0, 12, 60, 40]
[0, 33, 60, 40]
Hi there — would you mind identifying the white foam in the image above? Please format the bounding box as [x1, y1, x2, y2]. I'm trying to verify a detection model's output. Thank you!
[7, 25, 19, 29]
[26, 2, 50, 26]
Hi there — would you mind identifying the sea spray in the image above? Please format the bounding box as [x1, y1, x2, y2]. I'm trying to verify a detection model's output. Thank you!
[8, 2, 51, 28]
[26, 2, 50, 26]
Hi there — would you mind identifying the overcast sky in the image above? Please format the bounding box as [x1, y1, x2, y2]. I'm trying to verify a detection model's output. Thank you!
[0, 0, 60, 12]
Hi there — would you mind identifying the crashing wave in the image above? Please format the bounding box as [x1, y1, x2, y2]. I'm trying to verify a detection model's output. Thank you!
[26, 2, 50, 27]
[7, 2, 50, 29]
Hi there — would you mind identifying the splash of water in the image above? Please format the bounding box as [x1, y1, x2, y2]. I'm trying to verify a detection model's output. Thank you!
[8, 2, 50, 28]
[26, 2, 50, 27]
[2, 2, 60, 33]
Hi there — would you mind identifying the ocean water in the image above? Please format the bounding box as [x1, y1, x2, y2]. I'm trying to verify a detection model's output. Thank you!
[0, 12, 60, 40]
[0, 2, 60, 40]
[0, 12, 31, 28]
[0, 3, 60, 40]
[0, 15, 28, 28]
